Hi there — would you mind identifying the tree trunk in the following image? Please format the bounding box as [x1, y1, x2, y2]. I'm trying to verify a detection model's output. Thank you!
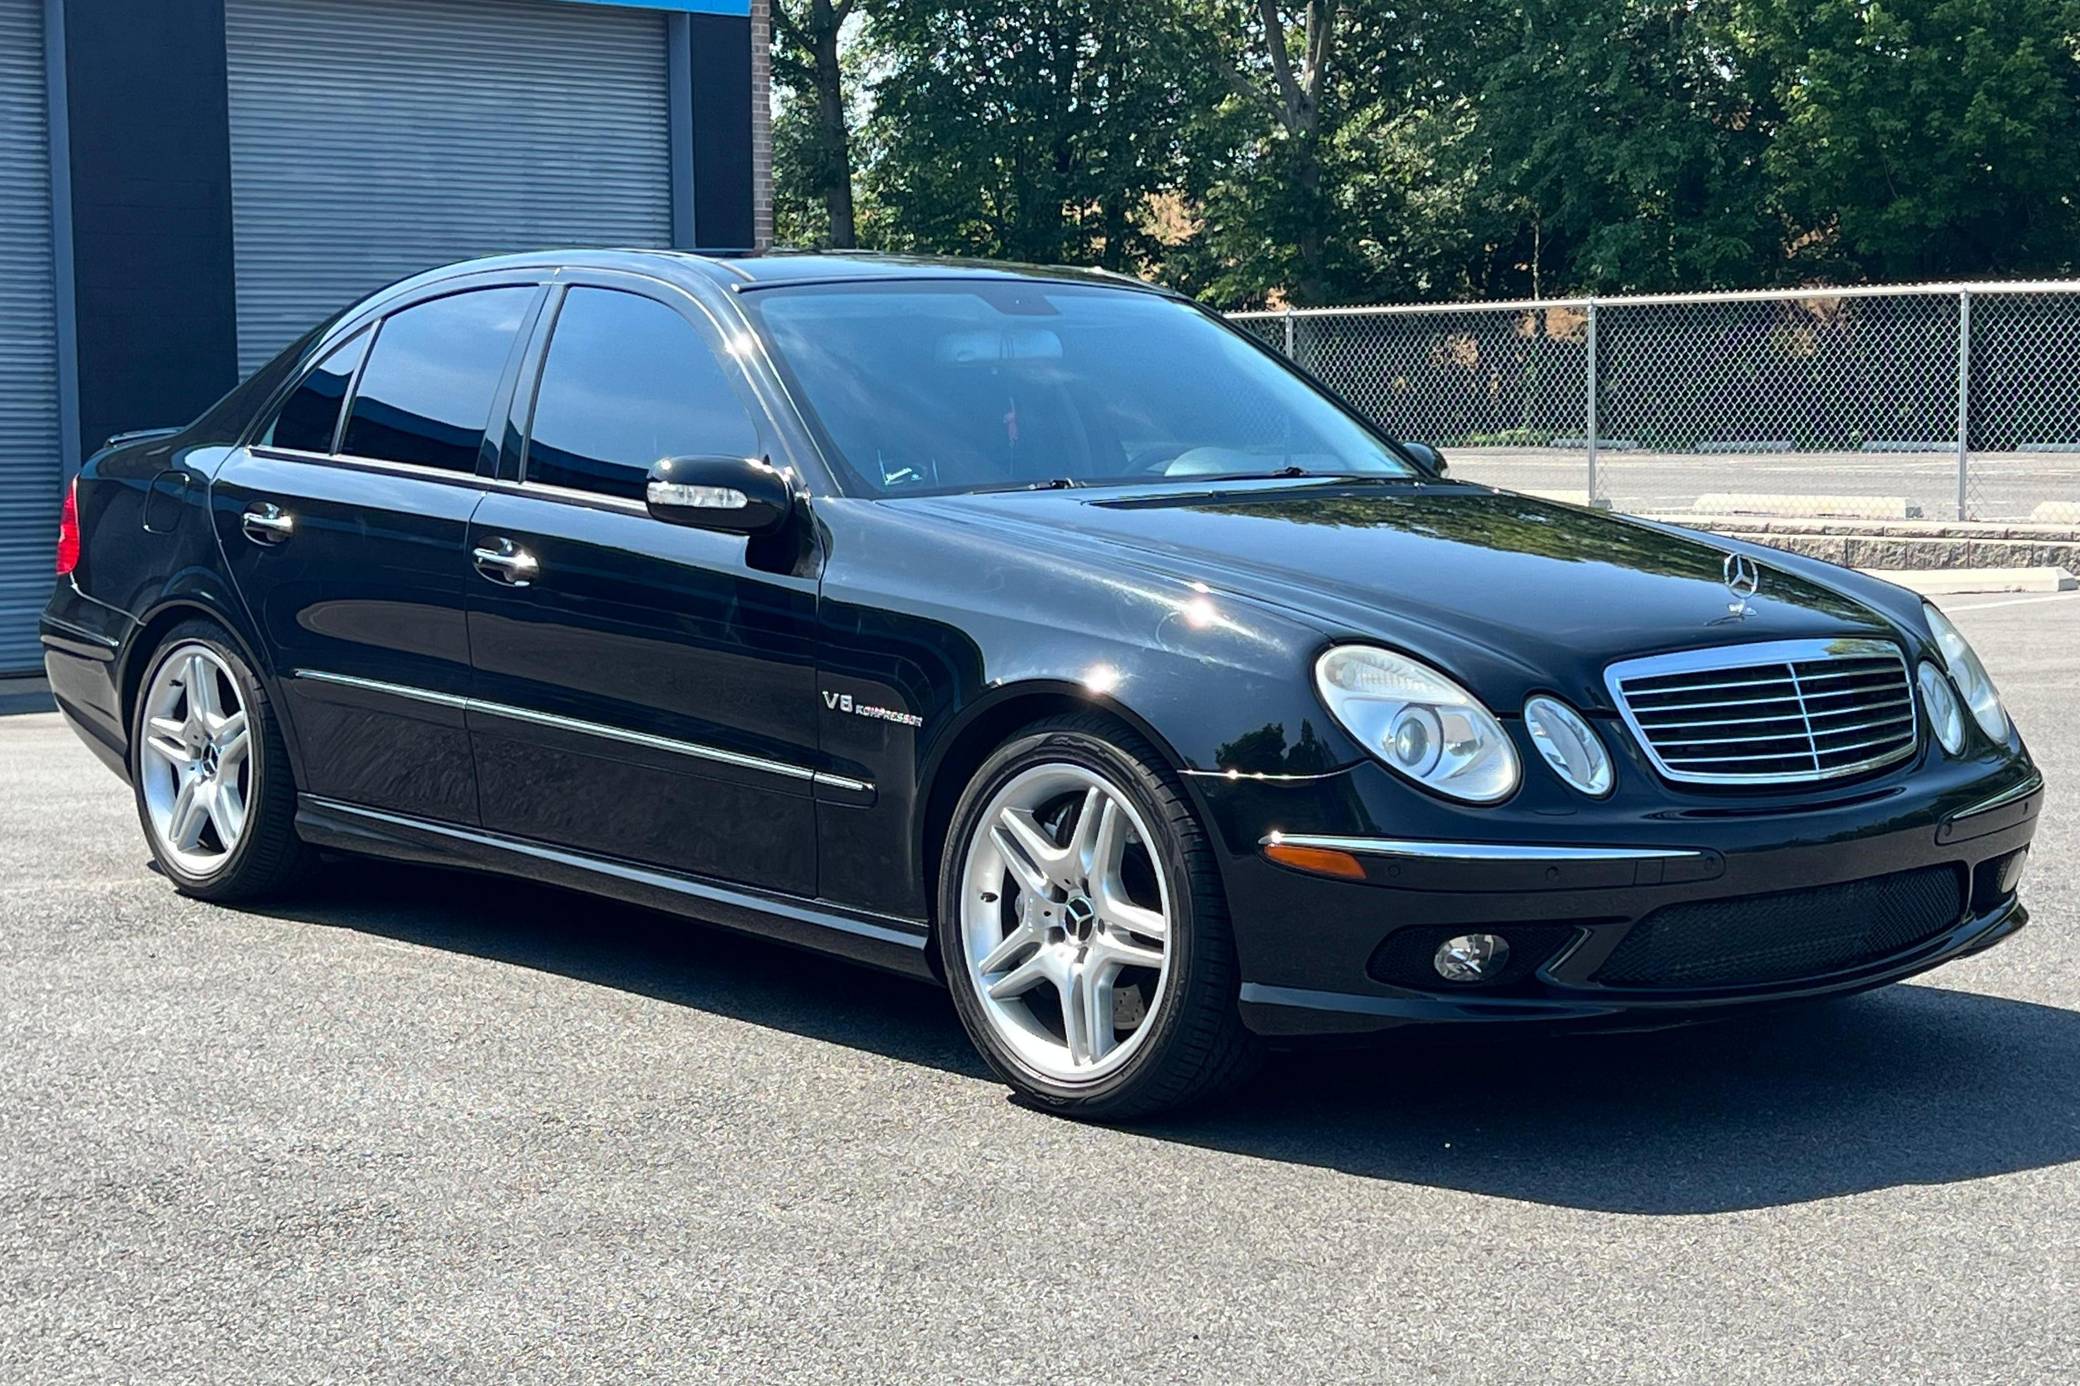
[1292, 135, 1327, 304]
[809, 1, 855, 248]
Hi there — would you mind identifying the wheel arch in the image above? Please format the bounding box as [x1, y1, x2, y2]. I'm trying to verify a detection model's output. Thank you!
[120, 596, 293, 775]
[914, 681, 1197, 951]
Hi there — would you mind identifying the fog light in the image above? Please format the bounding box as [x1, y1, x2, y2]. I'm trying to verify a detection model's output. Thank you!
[1434, 932, 1509, 983]
[2001, 847, 2031, 895]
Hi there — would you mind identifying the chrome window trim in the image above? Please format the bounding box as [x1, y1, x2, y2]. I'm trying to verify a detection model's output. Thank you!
[248, 445, 653, 516]
[1260, 833, 1705, 864]
[291, 670, 869, 793]
[251, 443, 489, 486]
[1605, 637, 1917, 787]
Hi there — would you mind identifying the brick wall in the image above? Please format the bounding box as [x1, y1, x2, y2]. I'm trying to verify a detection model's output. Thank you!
[750, 0, 773, 248]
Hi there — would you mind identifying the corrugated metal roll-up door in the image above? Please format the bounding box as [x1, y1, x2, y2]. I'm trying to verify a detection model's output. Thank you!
[224, 0, 675, 375]
[0, 0, 61, 675]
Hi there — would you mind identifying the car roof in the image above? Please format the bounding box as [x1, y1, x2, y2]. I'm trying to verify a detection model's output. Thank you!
[408, 247, 1179, 297]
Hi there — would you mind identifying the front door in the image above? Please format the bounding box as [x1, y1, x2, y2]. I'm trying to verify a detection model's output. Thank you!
[463, 281, 824, 896]
[214, 282, 542, 824]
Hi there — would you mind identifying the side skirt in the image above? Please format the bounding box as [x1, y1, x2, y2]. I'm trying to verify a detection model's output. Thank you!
[294, 795, 936, 982]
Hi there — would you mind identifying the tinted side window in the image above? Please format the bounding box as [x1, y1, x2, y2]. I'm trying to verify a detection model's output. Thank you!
[524, 288, 761, 501]
[342, 287, 534, 472]
[263, 328, 370, 453]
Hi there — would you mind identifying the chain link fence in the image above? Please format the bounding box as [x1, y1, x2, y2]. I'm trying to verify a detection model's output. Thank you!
[1233, 283, 2080, 524]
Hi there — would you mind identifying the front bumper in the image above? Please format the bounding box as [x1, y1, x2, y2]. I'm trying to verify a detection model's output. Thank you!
[1193, 754, 2043, 1038]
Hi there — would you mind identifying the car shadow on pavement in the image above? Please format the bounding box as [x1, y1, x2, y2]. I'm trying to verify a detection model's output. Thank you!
[1171, 983, 2080, 1214]
[251, 857, 990, 1081]
[254, 858, 2080, 1216]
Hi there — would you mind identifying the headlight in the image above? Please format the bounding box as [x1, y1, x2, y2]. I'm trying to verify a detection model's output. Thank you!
[1523, 695, 1613, 797]
[1916, 660, 1965, 756]
[1315, 646, 1520, 803]
[1922, 603, 2009, 743]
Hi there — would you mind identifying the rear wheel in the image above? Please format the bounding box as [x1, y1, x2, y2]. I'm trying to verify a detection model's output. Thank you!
[130, 620, 312, 901]
[937, 714, 1260, 1119]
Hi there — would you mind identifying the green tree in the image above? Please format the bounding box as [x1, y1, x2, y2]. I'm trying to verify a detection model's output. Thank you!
[1437, 1, 1781, 297]
[772, 0, 869, 247]
[1176, 1, 1499, 306]
[862, 0, 1216, 269]
[778, 0, 2080, 305]
[1741, 0, 2080, 281]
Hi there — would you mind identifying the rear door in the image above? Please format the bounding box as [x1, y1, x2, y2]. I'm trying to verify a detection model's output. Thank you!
[463, 277, 824, 895]
[214, 279, 544, 823]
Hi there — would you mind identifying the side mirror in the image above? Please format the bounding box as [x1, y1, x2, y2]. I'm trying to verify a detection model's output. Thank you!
[1400, 442, 1448, 478]
[646, 455, 797, 536]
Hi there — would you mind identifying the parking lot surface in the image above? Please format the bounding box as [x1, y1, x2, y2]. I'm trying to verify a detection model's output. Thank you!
[3, 594, 2076, 1384]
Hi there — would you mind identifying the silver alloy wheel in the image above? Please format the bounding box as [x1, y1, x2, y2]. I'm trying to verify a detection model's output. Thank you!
[959, 763, 1173, 1083]
[137, 643, 252, 876]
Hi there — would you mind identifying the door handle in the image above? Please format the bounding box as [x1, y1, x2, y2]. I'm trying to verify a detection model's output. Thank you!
[241, 502, 294, 546]
[472, 538, 538, 587]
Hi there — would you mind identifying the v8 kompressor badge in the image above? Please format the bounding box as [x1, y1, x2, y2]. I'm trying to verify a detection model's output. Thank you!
[822, 691, 924, 728]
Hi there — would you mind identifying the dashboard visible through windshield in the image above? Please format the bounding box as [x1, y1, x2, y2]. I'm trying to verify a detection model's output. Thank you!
[739, 280, 1417, 497]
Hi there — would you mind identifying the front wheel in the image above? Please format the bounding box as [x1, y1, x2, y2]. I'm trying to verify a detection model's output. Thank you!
[937, 714, 1261, 1119]
[129, 620, 313, 901]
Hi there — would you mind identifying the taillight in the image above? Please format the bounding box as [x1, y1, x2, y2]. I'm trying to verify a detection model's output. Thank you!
[56, 476, 80, 575]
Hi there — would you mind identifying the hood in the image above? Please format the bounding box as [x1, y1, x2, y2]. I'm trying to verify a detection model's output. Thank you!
[912, 481, 1898, 711]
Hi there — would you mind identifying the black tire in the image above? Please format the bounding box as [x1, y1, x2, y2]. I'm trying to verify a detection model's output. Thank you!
[936, 713, 1262, 1119]
[128, 618, 313, 902]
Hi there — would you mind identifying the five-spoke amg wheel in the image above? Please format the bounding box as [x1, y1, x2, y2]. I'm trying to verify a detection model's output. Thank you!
[129, 621, 310, 901]
[938, 714, 1260, 1118]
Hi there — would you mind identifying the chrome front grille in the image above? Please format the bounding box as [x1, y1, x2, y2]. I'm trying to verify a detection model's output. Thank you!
[1607, 638, 1918, 786]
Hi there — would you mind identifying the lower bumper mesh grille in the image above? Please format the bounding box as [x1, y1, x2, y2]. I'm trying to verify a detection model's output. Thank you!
[1592, 864, 1966, 989]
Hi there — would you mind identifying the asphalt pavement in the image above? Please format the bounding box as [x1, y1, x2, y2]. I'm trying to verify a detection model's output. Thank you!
[3, 593, 2076, 1383]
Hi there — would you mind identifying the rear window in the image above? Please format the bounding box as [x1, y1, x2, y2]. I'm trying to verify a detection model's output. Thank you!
[262, 328, 370, 454]
[341, 287, 534, 473]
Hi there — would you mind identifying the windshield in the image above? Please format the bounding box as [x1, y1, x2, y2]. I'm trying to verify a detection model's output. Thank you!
[740, 281, 1417, 496]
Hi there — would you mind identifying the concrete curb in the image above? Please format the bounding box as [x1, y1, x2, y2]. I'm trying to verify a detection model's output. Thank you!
[1692, 493, 1922, 521]
[1643, 513, 2080, 572]
[1858, 567, 2078, 597]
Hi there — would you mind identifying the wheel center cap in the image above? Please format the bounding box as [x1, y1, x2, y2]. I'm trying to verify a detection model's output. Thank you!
[201, 743, 220, 775]
[1063, 895, 1097, 943]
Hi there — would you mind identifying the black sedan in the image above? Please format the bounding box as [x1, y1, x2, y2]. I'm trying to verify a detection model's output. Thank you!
[42, 251, 2042, 1118]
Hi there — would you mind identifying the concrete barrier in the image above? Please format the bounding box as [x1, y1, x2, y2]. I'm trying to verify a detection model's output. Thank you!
[1513, 489, 1613, 509]
[1866, 567, 2078, 596]
[1693, 493, 1924, 521]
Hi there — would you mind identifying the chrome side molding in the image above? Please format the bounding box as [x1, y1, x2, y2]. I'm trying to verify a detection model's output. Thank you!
[1260, 832, 1706, 864]
[291, 669, 872, 795]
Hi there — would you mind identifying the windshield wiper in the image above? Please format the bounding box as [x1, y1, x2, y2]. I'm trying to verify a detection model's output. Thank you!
[1146, 466, 1385, 485]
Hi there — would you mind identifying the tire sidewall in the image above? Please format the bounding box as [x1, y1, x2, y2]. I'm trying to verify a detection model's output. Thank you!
[129, 623, 275, 893]
[937, 725, 1210, 1112]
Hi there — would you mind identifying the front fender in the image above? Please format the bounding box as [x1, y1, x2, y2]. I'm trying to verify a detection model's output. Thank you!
[809, 498, 1359, 920]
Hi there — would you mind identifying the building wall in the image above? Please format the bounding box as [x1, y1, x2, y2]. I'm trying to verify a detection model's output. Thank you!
[62, 0, 239, 460]
[8, 0, 765, 677]
[50, 0, 760, 462]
